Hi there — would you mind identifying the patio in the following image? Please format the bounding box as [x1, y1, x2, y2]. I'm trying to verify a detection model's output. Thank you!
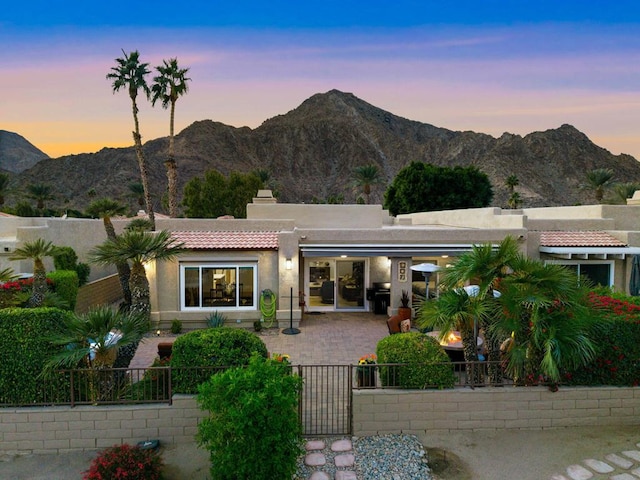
[130, 311, 390, 368]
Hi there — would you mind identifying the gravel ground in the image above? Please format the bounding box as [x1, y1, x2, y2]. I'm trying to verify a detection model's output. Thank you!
[295, 434, 432, 480]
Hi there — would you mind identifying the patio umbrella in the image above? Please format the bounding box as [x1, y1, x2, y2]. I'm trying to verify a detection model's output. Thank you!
[630, 255, 640, 296]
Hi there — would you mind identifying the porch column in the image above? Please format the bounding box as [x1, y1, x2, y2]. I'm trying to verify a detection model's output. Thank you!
[389, 257, 412, 316]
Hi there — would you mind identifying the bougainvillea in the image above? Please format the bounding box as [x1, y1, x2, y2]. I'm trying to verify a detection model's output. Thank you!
[83, 444, 164, 480]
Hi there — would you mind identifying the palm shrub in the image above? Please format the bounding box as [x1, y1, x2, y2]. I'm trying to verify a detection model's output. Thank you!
[170, 327, 268, 393]
[197, 355, 303, 480]
[376, 332, 455, 389]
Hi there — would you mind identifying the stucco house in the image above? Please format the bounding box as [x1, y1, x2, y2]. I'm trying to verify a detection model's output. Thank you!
[2, 190, 640, 330]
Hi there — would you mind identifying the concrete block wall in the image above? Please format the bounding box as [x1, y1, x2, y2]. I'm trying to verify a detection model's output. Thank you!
[352, 386, 640, 436]
[0, 396, 207, 455]
[75, 275, 122, 314]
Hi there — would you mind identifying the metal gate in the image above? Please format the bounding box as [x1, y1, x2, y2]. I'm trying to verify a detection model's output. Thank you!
[297, 365, 352, 436]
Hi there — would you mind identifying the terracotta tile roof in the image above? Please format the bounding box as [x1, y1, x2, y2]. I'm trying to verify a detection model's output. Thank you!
[539, 231, 626, 247]
[171, 231, 279, 250]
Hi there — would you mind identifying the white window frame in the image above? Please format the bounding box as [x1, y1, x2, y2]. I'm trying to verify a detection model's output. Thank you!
[180, 263, 258, 311]
[544, 259, 614, 286]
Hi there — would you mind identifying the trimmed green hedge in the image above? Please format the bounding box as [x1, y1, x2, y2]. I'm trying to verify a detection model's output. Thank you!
[0, 307, 72, 404]
[376, 332, 455, 389]
[170, 327, 268, 393]
[47, 270, 79, 311]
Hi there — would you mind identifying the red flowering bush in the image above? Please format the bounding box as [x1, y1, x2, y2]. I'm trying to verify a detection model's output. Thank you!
[83, 444, 164, 480]
[562, 292, 640, 386]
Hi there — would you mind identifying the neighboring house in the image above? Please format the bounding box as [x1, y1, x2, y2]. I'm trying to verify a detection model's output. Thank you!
[2, 191, 640, 330]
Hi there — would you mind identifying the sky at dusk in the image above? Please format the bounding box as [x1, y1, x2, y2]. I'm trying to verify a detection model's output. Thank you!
[2, 1, 639, 159]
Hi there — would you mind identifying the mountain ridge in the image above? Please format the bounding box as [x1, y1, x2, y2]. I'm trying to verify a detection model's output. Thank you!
[5, 90, 640, 213]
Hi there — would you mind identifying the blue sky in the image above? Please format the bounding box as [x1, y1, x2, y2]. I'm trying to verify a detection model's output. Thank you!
[1, 1, 639, 159]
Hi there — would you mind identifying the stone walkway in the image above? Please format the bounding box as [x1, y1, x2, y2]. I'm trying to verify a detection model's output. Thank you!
[303, 438, 356, 480]
[550, 442, 640, 480]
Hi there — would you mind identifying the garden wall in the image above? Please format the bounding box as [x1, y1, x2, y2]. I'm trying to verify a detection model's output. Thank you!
[352, 386, 640, 436]
[75, 274, 122, 314]
[2, 387, 639, 454]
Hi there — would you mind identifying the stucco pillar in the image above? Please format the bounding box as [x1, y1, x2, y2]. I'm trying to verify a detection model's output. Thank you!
[389, 257, 412, 316]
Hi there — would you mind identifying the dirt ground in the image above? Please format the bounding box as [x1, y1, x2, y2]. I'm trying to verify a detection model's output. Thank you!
[0, 425, 638, 479]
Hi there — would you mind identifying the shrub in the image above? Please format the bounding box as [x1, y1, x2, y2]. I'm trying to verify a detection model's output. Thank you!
[376, 332, 455, 389]
[47, 270, 79, 311]
[170, 319, 182, 334]
[197, 355, 303, 480]
[0, 307, 73, 404]
[52, 245, 90, 286]
[170, 327, 268, 393]
[0, 278, 32, 308]
[83, 443, 164, 480]
[205, 310, 226, 328]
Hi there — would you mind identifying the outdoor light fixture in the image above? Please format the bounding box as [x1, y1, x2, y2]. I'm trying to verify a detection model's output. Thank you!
[286, 258, 292, 270]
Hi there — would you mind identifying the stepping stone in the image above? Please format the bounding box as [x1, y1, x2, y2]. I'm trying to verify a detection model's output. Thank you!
[306, 440, 326, 451]
[309, 472, 330, 480]
[566, 464, 593, 480]
[335, 471, 357, 480]
[607, 454, 634, 469]
[623, 450, 640, 462]
[305, 453, 326, 467]
[334, 453, 355, 468]
[583, 459, 614, 473]
[331, 439, 352, 452]
[550, 475, 569, 480]
[610, 474, 637, 480]
[630, 467, 640, 477]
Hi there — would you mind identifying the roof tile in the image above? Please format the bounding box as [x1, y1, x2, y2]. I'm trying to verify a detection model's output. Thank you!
[539, 231, 626, 247]
[171, 231, 279, 250]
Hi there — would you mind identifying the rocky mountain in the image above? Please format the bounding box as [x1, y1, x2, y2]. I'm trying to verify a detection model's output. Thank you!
[0, 130, 49, 173]
[8, 90, 640, 214]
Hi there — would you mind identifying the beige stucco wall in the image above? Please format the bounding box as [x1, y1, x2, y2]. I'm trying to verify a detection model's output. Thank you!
[399, 207, 527, 229]
[247, 203, 392, 228]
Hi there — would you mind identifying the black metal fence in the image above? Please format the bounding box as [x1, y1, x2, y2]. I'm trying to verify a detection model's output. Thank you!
[1, 361, 518, 435]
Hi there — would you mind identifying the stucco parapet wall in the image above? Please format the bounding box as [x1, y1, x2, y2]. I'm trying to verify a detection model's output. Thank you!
[397, 207, 527, 229]
[246, 203, 392, 228]
[149, 217, 296, 233]
[526, 218, 616, 231]
[524, 205, 640, 231]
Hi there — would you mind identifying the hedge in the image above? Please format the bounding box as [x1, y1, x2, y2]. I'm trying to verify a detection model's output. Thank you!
[47, 270, 79, 311]
[0, 307, 72, 404]
[170, 327, 268, 393]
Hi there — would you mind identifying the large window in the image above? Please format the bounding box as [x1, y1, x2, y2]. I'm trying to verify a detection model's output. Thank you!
[546, 260, 613, 287]
[181, 264, 257, 310]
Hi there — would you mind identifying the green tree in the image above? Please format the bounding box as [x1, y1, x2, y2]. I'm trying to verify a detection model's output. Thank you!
[612, 182, 640, 204]
[495, 257, 597, 385]
[106, 50, 155, 230]
[352, 164, 383, 204]
[128, 182, 145, 210]
[505, 174, 519, 193]
[182, 170, 263, 218]
[10, 238, 56, 307]
[27, 183, 55, 213]
[580, 168, 615, 203]
[151, 57, 191, 218]
[86, 198, 132, 309]
[89, 230, 184, 318]
[507, 191, 522, 209]
[383, 162, 493, 215]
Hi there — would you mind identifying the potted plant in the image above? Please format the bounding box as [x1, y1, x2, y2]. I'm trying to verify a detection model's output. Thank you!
[357, 353, 377, 388]
[398, 290, 412, 320]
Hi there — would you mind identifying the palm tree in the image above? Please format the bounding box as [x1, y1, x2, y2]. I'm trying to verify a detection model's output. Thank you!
[43, 306, 149, 402]
[418, 288, 490, 385]
[0, 172, 11, 207]
[106, 50, 155, 230]
[439, 236, 521, 383]
[89, 230, 184, 318]
[10, 238, 56, 307]
[504, 174, 519, 194]
[580, 168, 615, 203]
[151, 58, 191, 218]
[128, 182, 145, 210]
[352, 164, 383, 204]
[27, 183, 55, 213]
[0, 266, 17, 282]
[612, 182, 640, 204]
[495, 257, 597, 385]
[86, 198, 132, 310]
[507, 191, 521, 210]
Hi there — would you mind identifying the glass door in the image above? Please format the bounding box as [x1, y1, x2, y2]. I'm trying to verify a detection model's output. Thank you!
[336, 260, 366, 310]
[307, 259, 335, 310]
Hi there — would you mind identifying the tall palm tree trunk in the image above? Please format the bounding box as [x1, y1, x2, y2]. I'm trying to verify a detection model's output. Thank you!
[461, 327, 483, 386]
[28, 259, 48, 307]
[102, 218, 132, 309]
[166, 100, 178, 217]
[129, 262, 150, 318]
[131, 103, 156, 230]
